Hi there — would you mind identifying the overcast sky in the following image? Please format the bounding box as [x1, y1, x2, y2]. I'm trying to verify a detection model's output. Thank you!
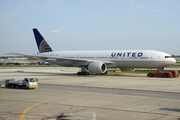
[0, 0, 180, 56]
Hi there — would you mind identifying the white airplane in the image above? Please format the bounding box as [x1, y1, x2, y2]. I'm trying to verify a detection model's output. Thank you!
[9, 28, 176, 75]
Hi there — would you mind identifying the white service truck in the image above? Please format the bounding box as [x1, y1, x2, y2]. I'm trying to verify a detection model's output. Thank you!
[5, 78, 38, 89]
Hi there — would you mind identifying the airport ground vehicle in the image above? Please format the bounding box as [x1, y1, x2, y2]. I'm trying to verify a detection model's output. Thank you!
[5, 78, 38, 89]
[147, 70, 179, 78]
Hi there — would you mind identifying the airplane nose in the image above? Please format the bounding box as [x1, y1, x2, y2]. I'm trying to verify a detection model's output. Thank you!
[173, 58, 176, 64]
[165, 58, 176, 66]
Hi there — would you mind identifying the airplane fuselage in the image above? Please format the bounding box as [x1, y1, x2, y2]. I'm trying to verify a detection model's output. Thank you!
[38, 50, 176, 69]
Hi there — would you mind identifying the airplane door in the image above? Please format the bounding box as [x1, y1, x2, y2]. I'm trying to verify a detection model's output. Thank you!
[150, 54, 155, 61]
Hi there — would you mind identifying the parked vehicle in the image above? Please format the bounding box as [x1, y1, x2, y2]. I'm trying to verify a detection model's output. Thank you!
[14, 62, 21, 65]
[147, 70, 179, 78]
[5, 78, 38, 89]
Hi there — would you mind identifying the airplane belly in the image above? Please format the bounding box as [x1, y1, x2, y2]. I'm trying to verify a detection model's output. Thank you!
[108, 61, 165, 68]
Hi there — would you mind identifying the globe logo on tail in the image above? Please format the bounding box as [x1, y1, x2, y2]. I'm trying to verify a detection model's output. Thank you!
[39, 40, 53, 53]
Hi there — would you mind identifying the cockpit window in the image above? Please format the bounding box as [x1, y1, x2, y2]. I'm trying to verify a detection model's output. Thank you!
[165, 56, 172, 58]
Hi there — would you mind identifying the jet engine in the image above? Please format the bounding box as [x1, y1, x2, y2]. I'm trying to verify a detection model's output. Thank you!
[120, 68, 135, 71]
[88, 62, 107, 74]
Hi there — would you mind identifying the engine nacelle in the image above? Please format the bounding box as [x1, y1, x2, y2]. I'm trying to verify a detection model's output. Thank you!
[88, 62, 107, 74]
[120, 68, 135, 71]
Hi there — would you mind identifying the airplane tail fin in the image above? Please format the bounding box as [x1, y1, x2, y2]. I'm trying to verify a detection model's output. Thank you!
[33, 28, 53, 53]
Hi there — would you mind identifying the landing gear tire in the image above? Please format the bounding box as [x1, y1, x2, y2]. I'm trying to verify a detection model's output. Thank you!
[77, 72, 90, 75]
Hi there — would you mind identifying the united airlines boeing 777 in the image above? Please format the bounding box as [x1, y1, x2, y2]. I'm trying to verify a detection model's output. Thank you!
[9, 28, 176, 75]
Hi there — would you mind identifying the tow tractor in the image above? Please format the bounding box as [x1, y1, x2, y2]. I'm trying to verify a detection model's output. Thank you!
[5, 78, 38, 89]
[147, 70, 179, 78]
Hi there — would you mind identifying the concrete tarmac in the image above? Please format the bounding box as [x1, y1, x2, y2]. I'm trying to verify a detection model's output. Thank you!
[0, 67, 180, 120]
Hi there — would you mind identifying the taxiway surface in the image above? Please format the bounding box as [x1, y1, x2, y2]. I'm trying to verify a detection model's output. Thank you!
[0, 67, 180, 120]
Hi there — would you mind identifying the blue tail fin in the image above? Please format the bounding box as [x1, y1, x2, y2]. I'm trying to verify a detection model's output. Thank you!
[33, 28, 53, 53]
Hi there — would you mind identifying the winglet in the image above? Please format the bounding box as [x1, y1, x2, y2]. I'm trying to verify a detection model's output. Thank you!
[33, 28, 53, 53]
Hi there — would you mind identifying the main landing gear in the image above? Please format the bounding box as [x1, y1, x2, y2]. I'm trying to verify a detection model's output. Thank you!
[77, 71, 90, 75]
[77, 67, 90, 75]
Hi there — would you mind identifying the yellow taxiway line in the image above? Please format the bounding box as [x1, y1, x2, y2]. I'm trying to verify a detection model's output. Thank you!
[20, 92, 88, 120]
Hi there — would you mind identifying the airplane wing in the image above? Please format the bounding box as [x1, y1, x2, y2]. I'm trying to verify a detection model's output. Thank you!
[7, 52, 112, 64]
